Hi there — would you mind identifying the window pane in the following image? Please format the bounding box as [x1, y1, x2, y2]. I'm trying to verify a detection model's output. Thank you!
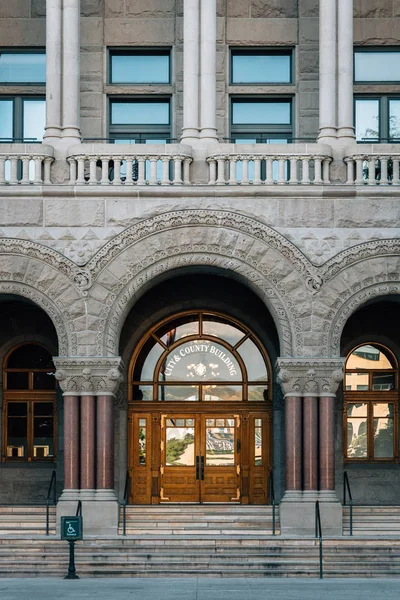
[355, 51, 400, 82]
[0, 100, 13, 139]
[202, 319, 245, 346]
[141, 341, 164, 380]
[7, 402, 27, 417]
[348, 344, 394, 369]
[347, 403, 368, 417]
[111, 101, 169, 125]
[111, 54, 170, 84]
[7, 372, 29, 390]
[372, 372, 395, 391]
[0, 52, 46, 83]
[33, 416, 54, 458]
[139, 423, 146, 465]
[373, 403, 394, 458]
[7, 404, 28, 458]
[160, 340, 242, 381]
[237, 338, 268, 381]
[248, 385, 268, 401]
[202, 385, 242, 401]
[347, 417, 368, 458]
[23, 100, 45, 141]
[158, 318, 199, 345]
[355, 100, 380, 141]
[166, 425, 195, 466]
[159, 385, 199, 401]
[255, 423, 262, 466]
[345, 372, 369, 391]
[389, 100, 400, 139]
[232, 101, 291, 125]
[132, 384, 153, 401]
[206, 424, 235, 466]
[8, 344, 53, 369]
[33, 372, 56, 390]
[232, 54, 291, 84]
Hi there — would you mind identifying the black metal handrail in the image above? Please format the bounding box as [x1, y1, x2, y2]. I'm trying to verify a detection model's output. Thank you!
[343, 471, 353, 536]
[122, 471, 130, 536]
[45, 470, 57, 536]
[315, 501, 323, 579]
[269, 471, 276, 536]
[76, 500, 82, 517]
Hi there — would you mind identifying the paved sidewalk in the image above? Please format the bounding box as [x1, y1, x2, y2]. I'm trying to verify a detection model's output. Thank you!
[0, 578, 399, 600]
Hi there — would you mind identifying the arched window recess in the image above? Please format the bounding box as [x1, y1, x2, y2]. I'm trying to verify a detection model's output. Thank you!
[129, 311, 271, 403]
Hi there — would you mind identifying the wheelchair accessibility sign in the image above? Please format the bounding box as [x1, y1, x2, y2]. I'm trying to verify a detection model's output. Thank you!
[61, 516, 83, 540]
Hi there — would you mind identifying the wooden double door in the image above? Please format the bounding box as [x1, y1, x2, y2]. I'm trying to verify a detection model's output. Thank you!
[129, 409, 270, 504]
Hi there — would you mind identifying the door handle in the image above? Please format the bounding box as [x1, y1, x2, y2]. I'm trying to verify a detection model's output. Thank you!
[196, 455, 200, 480]
[200, 455, 205, 480]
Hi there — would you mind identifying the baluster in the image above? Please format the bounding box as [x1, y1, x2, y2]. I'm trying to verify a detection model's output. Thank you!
[76, 158, 86, 185]
[68, 158, 77, 185]
[161, 158, 170, 185]
[392, 158, 400, 185]
[277, 158, 286, 184]
[0, 158, 6, 185]
[216, 158, 226, 185]
[173, 157, 183, 185]
[113, 158, 122, 184]
[21, 157, 31, 185]
[101, 158, 109, 185]
[314, 158, 323, 184]
[355, 158, 364, 184]
[183, 158, 191, 185]
[208, 159, 216, 185]
[228, 158, 237, 185]
[289, 158, 298, 184]
[345, 159, 355, 185]
[9, 157, 18, 185]
[137, 157, 146, 185]
[149, 158, 158, 184]
[89, 157, 98, 185]
[241, 158, 249, 185]
[301, 157, 310, 184]
[33, 158, 43, 185]
[44, 157, 52, 185]
[253, 158, 262, 185]
[368, 158, 376, 184]
[125, 158, 133, 185]
[265, 158, 273, 184]
[380, 157, 389, 185]
[322, 158, 331, 184]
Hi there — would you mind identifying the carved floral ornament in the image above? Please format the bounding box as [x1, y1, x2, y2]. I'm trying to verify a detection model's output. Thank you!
[276, 359, 345, 396]
[53, 357, 124, 395]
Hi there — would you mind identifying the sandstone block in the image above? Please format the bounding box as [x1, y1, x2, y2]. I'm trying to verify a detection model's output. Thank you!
[125, 0, 175, 18]
[299, 17, 319, 43]
[227, 18, 298, 44]
[0, 19, 45, 45]
[354, 0, 393, 18]
[0, 199, 42, 226]
[105, 18, 175, 44]
[227, 0, 250, 17]
[81, 0, 104, 16]
[31, 0, 46, 17]
[45, 199, 105, 227]
[276, 198, 334, 228]
[394, 1, 400, 17]
[335, 198, 400, 228]
[354, 19, 400, 44]
[81, 17, 104, 45]
[299, 0, 318, 17]
[105, 0, 124, 17]
[251, 0, 298, 18]
[0, 0, 30, 17]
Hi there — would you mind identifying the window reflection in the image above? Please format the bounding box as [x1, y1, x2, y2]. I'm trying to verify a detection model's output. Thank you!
[165, 421, 195, 466]
[206, 419, 235, 466]
[355, 100, 380, 141]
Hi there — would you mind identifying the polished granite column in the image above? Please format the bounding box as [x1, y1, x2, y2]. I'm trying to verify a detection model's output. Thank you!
[96, 394, 115, 499]
[284, 395, 302, 500]
[303, 395, 318, 499]
[63, 394, 79, 494]
[80, 394, 96, 499]
[319, 394, 336, 498]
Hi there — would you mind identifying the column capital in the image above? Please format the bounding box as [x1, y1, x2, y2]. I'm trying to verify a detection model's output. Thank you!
[276, 358, 345, 396]
[54, 356, 124, 395]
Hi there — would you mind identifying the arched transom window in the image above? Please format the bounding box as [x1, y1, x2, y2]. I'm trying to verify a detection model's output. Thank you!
[344, 343, 398, 462]
[130, 312, 271, 402]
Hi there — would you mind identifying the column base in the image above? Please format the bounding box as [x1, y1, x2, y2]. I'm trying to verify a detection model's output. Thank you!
[280, 497, 343, 536]
[80, 489, 96, 501]
[302, 490, 319, 502]
[96, 489, 118, 502]
[57, 495, 119, 535]
[281, 490, 303, 502]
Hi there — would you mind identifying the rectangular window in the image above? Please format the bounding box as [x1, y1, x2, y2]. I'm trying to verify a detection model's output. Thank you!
[231, 50, 292, 84]
[110, 50, 170, 84]
[138, 418, 147, 465]
[231, 98, 293, 143]
[5, 399, 55, 461]
[0, 51, 46, 84]
[0, 97, 45, 142]
[355, 97, 400, 142]
[355, 50, 400, 83]
[109, 99, 171, 142]
[345, 400, 397, 462]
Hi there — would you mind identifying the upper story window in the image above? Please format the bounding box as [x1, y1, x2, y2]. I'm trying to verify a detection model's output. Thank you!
[344, 343, 398, 462]
[2, 344, 56, 462]
[0, 50, 46, 84]
[109, 98, 171, 143]
[354, 48, 400, 142]
[231, 49, 292, 85]
[230, 97, 293, 143]
[109, 49, 170, 84]
[130, 311, 271, 403]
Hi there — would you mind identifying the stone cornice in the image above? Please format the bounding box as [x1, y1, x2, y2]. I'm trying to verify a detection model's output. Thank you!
[276, 358, 345, 396]
[54, 357, 124, 395]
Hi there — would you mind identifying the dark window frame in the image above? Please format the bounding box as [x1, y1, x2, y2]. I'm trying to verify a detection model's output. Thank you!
[354, 95, 400, 143]
[230, 48, 294, 86]
[0, 95, 46, 142]
[230, 96, 294, 143]
[108, 96, 172, 143]
[354, 47, 400, 85]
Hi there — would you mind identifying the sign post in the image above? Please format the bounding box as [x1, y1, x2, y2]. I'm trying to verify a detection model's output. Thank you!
[61, 516, 83, 579]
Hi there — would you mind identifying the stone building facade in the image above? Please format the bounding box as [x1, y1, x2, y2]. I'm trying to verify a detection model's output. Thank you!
[0, 0, 400, 535]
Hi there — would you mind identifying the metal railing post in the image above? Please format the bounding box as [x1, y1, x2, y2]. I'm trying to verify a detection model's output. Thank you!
[45, 470, 57, 536]
[343, 471, 353, 536]
[315, 501, 323, 579]
[269, 472, 276, 536]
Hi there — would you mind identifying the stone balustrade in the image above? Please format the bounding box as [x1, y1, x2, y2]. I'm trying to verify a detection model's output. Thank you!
[206, 144, 332, 185]
[0, 144, 54, 185]
[67, 143, 193, 186]
[344, 145, 400, 185]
